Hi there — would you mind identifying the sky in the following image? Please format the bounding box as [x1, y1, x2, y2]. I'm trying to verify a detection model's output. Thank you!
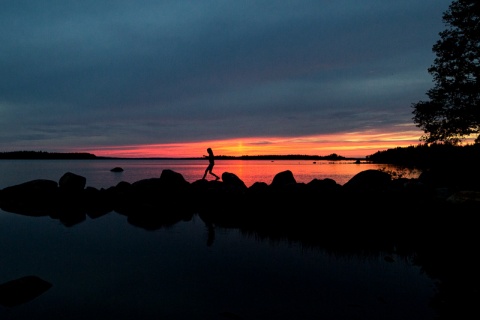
[0, 0, 455, 158]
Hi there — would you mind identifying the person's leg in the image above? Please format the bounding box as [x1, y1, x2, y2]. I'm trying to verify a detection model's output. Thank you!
[204, 164, 213, 179]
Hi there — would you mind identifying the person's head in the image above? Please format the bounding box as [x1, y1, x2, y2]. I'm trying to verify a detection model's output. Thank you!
[207, 148, 212, 154]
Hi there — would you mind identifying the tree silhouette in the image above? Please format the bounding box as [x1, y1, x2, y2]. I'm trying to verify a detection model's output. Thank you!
[412, 0, 480, 145]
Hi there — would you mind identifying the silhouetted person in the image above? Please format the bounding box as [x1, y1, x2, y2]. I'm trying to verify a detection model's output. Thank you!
[202, 147, 220, 180]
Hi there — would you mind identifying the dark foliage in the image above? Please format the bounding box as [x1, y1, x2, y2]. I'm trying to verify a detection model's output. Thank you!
[412, 0, 480, 144]
[366, 143, 480, 168]
[216, 153, 347, 160]
[0, 151, 351, 161]
[0, 151, 98, 160]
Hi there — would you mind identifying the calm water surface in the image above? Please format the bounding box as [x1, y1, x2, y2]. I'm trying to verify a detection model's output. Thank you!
[0, 160, 434, 319]
[0, 212, 436, 320]
[0, 159, 420, 189]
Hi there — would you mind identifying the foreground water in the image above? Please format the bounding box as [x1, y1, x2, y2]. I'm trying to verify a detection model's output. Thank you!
[0, 160, 436, 319]
[0, 211, 436, 320]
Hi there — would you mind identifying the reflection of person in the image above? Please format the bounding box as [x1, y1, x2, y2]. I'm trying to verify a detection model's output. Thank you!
[205, 221, 215, 247]
[202, 147, 220, 180]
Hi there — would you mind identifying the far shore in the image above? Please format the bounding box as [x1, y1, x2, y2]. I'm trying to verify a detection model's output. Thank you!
[0, 151, 360, 161]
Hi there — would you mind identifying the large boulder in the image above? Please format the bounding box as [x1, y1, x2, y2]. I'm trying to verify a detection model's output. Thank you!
[307, 178, 341, 192]
[342, 169, 391, 192]
[59, 172, 86, 192]
[131, 177, 162, 193]
[159, 169, 190, 192]
[270, 170, 296, 188]
[1, 179, 58, 195]
[447, 190, 480, 206]
[418, 167, 480, 191]
[116, 170, 194, 228]
[222, 172, 247, 191]
[0, 179, 58, 216]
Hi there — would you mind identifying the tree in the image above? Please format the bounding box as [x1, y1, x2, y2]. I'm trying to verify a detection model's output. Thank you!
[412, 0, 480, 145]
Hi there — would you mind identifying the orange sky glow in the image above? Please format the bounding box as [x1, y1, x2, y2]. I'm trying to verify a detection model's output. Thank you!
[81, 126, 426, 159]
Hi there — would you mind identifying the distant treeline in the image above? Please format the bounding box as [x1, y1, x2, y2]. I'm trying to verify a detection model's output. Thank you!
[366, 143, 480, 168]
[0, 151, 98, 160]
[5, 146, 479, 165]
[0, 151, 349, 161]
[215, 153, 348, 161]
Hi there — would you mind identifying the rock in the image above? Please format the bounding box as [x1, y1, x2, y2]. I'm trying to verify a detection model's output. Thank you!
[59, 172, 86, 191]
[307, 178, 340, 192]
[159, 169, 190, 191]
[110, 167, 124, 172]
[0, 179, 58, 216]
[1, 179, 58, 194]
[419, 166, 480, 191]
[248, 181, 269, 193]
[447, 190, 480, 205]
[342, 169, 391, 191]
[131, 177, 163, 193]
[270, 170, 296, 188]
[222, 172, 247, 191]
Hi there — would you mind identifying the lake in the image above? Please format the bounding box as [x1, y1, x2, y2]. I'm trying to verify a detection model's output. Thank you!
[0, 160, 437, 320]
[0, 159, 421, 189]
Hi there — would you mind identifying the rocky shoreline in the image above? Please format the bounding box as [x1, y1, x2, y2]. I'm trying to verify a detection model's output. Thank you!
[0, 167, 479, 250]
[0, 167, 479, 228]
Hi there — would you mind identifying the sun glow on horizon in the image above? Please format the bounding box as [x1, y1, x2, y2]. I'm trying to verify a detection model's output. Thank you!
[78, 127, 425, 159]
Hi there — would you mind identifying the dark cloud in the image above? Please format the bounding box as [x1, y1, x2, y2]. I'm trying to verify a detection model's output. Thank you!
[0, 0, 452, 152]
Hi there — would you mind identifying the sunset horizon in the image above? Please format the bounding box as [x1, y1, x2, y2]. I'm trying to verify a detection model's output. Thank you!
[67, 126, 425, 159]
[7, 126, 476, 159]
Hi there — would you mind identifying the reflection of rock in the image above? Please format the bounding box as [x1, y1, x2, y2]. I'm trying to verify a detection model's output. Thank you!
[126, 209, 192, 231]
[0, 275, 52, 308]
[50, 210, 87, 227]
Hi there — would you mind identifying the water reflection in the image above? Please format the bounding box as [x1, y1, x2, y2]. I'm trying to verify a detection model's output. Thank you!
[1, 207, 477, 320]
[0, 276, 52, 308]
